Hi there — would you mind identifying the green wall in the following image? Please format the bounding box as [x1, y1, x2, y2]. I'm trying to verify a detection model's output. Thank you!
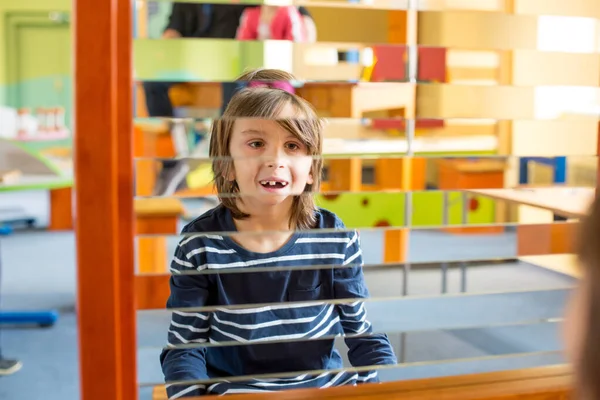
[0, 0, 72, 121]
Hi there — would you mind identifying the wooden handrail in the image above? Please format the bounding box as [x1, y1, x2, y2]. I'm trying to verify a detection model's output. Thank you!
[153, 365, 572, 400]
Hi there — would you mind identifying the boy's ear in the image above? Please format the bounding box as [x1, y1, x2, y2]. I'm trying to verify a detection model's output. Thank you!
[307, 172, 314, 185]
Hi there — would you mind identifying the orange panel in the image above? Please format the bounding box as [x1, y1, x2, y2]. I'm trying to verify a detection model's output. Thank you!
[49, 187, 73, 230]
[176, 185, 218, 197]
[136, 216, 178, 235]
[134, 124, 175, 159]
[138, 237, 168, 274]
[135, 213, 178, 276]
[437, 159, 505, 190]
[328, 159, 362, 192]
[438, 159, 505, 235]
[296, 86, 331, 112]
[135, 275, 170, 310]
[517, 222, 579, 256]
[388, 11, 407, 44]
[135, 159, 159, 197]
[383, 229, 408, 263]
[550, 223, 579, 254]
[375, 158, 426, 191]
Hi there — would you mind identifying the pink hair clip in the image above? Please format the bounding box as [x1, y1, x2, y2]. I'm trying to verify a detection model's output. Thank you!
[247, 80, 296, 94]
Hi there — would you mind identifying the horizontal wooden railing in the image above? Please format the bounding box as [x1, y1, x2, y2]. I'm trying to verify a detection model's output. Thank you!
[152, 365, 572, 400]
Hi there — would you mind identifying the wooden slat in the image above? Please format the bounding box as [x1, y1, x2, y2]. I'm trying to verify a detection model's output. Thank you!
[152, 365, 572, 400]
[134, 198, 184, 217]
[116, 0, 137, 398]
[74, 0, 136, 399]
[417, 84, 535, 119]
[418, 11, 538, 50]
[447, 66, 499, 81]
[515, 0, 600, 18]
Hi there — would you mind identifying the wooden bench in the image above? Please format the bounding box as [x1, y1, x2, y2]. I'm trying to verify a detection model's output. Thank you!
[151, 364, 572, 400]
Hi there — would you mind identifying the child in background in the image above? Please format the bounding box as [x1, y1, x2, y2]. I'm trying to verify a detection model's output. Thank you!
[236, 6, 308, 41]
[161, 69, 397, 398]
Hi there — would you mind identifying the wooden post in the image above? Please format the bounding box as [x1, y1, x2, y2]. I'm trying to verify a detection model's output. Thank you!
[116, 0, 137, 398]
[74, 0, 136, 399]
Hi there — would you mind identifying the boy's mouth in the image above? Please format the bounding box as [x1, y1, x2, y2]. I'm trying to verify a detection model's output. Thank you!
[259, 180, 289, 189]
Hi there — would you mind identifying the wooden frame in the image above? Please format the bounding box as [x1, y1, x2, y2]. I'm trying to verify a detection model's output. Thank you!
[74, 0, 136, 399]
[74, 1, 596, 398]
[151, 364, 573, 400]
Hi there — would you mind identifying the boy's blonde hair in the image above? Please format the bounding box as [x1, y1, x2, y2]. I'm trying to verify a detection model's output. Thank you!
[236, 68, 297, 82]
[209, 69, 324, 230]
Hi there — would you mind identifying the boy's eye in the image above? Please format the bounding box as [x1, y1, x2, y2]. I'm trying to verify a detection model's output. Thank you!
[248, 141, 264, 148]
[285, 142, 301, 151]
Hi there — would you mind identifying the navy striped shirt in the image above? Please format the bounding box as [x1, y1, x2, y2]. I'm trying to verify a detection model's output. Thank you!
[161, 205, 397, 398]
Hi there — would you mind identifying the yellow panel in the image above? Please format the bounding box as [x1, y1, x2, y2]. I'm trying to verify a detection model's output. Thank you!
[447, 67, 498, 82]
[307, 8, 390, 43]
[515, 0, 600, 18]
[418, 11, 538, 50]
[419, 0, 507, 12]
[511, 120, 599, 156]
[416, 84, 535, 119]
[512, 51, 600, 86]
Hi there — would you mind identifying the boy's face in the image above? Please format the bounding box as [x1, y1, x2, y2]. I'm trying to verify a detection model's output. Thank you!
[227, 103, 314, 211]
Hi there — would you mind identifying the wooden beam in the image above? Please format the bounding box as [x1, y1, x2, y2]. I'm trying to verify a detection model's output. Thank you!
[74, 0, 136, 399]
[151, 364, 572, 400]
[116, 0, 137, 398]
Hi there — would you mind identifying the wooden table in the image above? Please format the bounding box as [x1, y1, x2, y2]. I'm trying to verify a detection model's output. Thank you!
[0, 174, 74, 230]
[465, 187, 594, 219]
[466, 186, 594, 269]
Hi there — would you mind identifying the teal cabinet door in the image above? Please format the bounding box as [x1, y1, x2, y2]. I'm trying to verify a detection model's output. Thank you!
[6, 12, 72, 129]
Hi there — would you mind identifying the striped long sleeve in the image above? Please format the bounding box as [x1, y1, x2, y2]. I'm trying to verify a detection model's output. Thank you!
[160, 244, 211, 399]
[333, 230, 397, 381]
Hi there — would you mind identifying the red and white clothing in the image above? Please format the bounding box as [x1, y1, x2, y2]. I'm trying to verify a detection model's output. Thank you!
[236, 6, 307, 41]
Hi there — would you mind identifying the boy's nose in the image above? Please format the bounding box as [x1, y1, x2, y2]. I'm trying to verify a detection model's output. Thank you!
[264, 147, 286, 168]
[265, 158, 285, 169]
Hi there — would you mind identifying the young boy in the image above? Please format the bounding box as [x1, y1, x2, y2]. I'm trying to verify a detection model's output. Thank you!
[144, 3, 316, 196]
[161, 71, 397, 398]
